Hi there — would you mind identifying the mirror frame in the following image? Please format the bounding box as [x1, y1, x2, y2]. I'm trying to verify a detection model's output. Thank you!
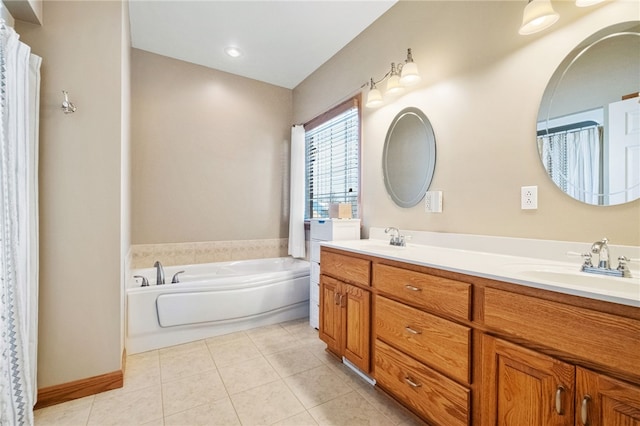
[383, 107, 437, 208]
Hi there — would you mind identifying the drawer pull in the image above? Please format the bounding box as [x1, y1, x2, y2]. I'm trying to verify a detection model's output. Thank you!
[581, 395, 591, 425]
[404, 284, 422, 292]
[405, 326, 422, 335]
[555, 385, 565, 415]
[333, 293, 340, 305]
[404, 376, 422, 388]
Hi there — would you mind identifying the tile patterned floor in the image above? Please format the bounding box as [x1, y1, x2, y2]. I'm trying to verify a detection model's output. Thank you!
[35, 319, 426, 425]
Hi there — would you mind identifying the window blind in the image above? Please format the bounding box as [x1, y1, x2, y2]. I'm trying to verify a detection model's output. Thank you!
[305, 105, 359, 219]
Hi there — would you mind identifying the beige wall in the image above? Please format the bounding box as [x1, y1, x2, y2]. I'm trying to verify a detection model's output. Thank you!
[293, 0, 640, 246]
[131, 49, 293, 244]
[120, 0, 132, 358]
[16, 1, 127, 388]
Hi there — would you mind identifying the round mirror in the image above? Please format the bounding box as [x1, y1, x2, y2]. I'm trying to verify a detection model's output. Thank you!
[537, 22, 640, 206]
[383, 107, 436, 207]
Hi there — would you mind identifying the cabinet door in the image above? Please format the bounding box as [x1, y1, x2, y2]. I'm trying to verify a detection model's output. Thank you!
[342, 283, 371, 372]
[319, 275, 341, 356]
[483, 335, 575, 426]
[576, 367, 640, 426]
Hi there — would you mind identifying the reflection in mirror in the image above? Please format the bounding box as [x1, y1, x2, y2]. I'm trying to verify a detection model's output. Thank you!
[537, 22, 640, 206]
[383, 107, 436, 207]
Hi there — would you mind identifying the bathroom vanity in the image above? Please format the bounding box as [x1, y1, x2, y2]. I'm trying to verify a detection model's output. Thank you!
[318, 238, 640, 426]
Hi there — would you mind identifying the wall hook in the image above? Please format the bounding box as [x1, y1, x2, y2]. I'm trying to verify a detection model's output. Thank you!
[61, 90, 76, 114]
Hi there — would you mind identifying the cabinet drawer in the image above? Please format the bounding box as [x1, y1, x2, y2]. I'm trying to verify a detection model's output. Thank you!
[310, 218, 360, 241]
[375, 296, 471, 384]
[375, 340, 470, 426]
[373, 264, 471, 320]
[311, 261, 320, 283]
[484, 287, 640, 379]
[310, 280, 319, 303]
[321, 250, 370, 287]
[309, 301, 319, 329]
[310, 241, 321, 263]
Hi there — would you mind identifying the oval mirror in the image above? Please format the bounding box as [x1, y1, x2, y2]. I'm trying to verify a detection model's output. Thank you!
[537, 22, 640, 206]
[383, 107, 436, 207]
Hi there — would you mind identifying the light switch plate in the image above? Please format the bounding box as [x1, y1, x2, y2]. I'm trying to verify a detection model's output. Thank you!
[425, 191, 443, 213]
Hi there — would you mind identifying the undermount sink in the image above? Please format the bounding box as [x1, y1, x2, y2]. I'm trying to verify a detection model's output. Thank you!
[502, 263, 640, 299]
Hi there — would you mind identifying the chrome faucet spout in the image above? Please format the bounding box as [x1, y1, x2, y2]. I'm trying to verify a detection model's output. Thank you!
[384, 227, 405, 246]
[590, 238, 610, 269]
[154, 261, 165, 285]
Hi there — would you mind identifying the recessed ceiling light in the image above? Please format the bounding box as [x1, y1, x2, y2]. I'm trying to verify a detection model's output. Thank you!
[224, 46, 242, 58]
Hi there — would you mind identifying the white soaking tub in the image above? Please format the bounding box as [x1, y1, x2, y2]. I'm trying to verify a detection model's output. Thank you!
[126, 257, 310, 354]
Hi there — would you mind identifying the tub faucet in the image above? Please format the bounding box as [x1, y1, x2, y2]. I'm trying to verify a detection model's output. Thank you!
[591, 238, 610, 269]
[154, 261, 165, 285]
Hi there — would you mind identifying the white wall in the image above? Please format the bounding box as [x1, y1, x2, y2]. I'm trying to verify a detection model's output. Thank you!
[294, 0, 640, 246]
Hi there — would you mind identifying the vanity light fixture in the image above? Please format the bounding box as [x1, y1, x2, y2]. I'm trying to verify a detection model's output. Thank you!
[519, 0, 606, 35]
[365, 48, 421, 108]
[519, 0, 559, 35]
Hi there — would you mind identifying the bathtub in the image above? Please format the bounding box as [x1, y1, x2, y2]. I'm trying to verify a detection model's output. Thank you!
[126, 257, 310, 354]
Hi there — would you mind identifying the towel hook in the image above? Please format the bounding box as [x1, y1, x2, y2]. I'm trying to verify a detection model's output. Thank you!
[61, 90, 76, 114]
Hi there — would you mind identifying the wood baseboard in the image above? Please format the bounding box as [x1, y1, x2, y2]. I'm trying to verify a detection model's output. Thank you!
[35, 349, 126, 410]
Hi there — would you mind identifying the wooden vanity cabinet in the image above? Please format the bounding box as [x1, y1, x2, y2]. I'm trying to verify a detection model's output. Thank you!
[576, 367, 640, 426]
[482, 287, 640, 426]
[482, 335, 640, 426]
[373, 263, 473, 425]
[319, 246, 640, 426]
[318, 249, 372, 373]
[482, 335, 576, 426]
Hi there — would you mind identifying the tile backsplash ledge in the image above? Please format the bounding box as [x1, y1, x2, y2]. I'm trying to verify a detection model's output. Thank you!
[130, 238, 290, 269]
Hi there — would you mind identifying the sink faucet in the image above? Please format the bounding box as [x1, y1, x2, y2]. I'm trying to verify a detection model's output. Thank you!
[154, 260, 165, 285]
[385, 227, 405, 247]
[590, 238, 610, 269]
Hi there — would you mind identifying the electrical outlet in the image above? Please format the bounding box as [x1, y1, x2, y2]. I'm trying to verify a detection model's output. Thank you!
[521, 186, 538, 210]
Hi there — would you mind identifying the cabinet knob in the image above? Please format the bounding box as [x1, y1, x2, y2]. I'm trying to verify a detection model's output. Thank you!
[581, 395, 591, 425]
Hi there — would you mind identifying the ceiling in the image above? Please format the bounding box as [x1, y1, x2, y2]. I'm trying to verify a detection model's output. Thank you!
[129, 1, 397, 90]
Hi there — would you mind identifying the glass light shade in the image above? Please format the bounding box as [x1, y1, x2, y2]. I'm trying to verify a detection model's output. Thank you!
[366, 87, 383, 108]
[386, 73, 404, 95]
[400, 62, 421, 86]
[519, 0, 559, 35]
[575, 0, 605, 6]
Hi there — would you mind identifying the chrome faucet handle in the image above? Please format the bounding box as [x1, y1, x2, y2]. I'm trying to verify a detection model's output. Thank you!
[567, 251, 593, 267]
[171, 271, 185, 284]
[581, 252, 593, 267]
[616, 256, 632, 278]
[134, 275, 149, 287]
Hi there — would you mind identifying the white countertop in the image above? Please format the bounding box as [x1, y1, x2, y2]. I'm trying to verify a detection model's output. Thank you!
[321, 238, 640, 308]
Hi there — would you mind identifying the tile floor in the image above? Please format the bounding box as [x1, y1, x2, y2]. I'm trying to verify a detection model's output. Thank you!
[34, 318, 426, 425]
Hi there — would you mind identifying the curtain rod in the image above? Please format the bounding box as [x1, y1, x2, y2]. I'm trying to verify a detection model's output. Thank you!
[537, 120, 601, 137]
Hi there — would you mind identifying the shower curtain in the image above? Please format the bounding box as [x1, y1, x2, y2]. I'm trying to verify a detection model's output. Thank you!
[0, 20, 41, 426]
[538, 126, 601, 204]
[288, 125, 306, 258]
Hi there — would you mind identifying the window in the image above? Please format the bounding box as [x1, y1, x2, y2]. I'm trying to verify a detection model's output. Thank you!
[304, 98, 360, 219]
